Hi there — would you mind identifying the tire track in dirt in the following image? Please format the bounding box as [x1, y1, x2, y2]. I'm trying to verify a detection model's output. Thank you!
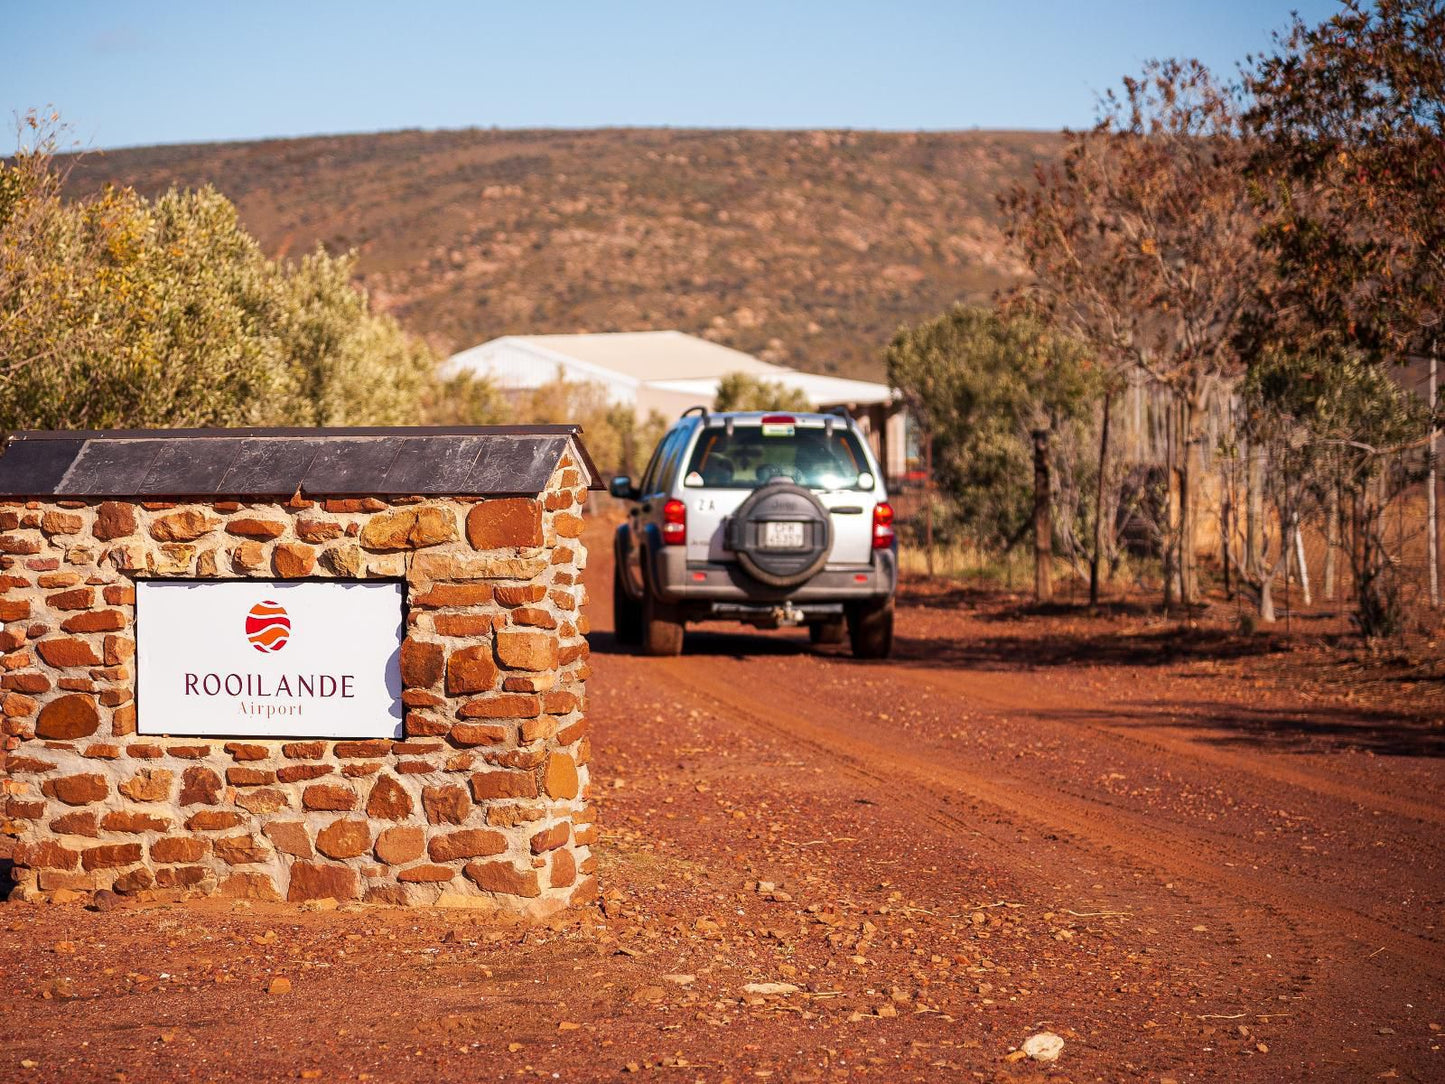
[654, 654, 1444, 981]
[904, 665, 1445, 828]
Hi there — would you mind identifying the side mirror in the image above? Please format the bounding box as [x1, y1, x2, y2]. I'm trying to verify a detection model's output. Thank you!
[609, 476, 639, 501]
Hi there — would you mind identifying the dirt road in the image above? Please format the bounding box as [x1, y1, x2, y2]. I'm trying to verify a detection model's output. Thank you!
[2, 524, 1440, 1082]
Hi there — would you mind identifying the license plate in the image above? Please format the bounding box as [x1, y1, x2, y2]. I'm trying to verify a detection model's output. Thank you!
[761, 521, 806, 549]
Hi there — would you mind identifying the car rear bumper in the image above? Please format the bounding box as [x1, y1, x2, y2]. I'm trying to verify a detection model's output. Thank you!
[649, 547, 896, 606]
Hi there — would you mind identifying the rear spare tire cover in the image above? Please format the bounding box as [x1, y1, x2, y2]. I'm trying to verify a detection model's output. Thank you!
[729, 480, 833, 588]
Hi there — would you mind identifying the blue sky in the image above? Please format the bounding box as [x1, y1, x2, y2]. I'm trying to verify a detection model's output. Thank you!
[6, 1, 1343, 149]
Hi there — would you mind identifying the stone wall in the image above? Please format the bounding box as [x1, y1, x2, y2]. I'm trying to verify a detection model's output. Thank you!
[0, 455, 594, 914]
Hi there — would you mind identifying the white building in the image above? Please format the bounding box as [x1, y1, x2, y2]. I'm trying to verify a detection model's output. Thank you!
[447, 331, 907, 481]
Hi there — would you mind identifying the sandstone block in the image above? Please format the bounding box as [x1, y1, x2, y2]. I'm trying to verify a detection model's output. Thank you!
[334, 739, 391, 758]
[40, 511, 84, 535]
[302, 784, 356, 811]
[272, 543, 317, 578]
[458, 693, 541, 719]
[433, 614, 497, 637]
[296, 518, 343, 543]
[315, 819, 371, 860]
[219, 872, 282, 902]
[17, 840, 80, 870]
[92, 502, 137, 541]
[150, 836, 209, 863]
[375, 826, 425, 865]
[398, 864, 458, 883]
[226, 766, 276, 786]
[186, 810, 245, 831]
[320, 545, 363, 577]
[50, 772, 109, 805]
[494, 584, 547, 607]
[61, 610, 126, 635]
[81, 842, 143, 870]
[400, 639, 444, 689]
[511, 607, 558, 629]
[154, 865, 210, 888]
[463, 860, 541, 898]
[226, 517, 287, 540]
[230, 541, 266, 572]
[213, 834, 272, 865]
[521, 716, 560, 744]
[103, 635, 135, 665]
[470, 770, 539, 801]
[450, 721, 509, 746]
[413, 583, 493, 608]
[446, 647, 498, 696]
[277, 764, 333, 783]
[422, 784, 471, 825]
[495, 630, 558, 672]
[102, 810, 172, 833]
[263, 821, 313, 858]
[46, 587, 94, 610]
[119, 768, 174, 802]
[549, 848, 577, 889]
[428, 828, 506, 863]
[153, 543, 196, 574]
[365, 775, 413, 820]
[287, 862, 359, 902]
[50, 810, 99, 836]
[235, 788, 289, 814]
[282, 741, 325, 759]
[530, 821, 571, 854]
[543, 753, 580, 800]
[179, 766, 223, 806]
[151, 509, 219, 542]
[224, 742, 270, 761]
[466, 499, 543, 550]
[113, 867, 155, 894]
[360, 507, 457, 552]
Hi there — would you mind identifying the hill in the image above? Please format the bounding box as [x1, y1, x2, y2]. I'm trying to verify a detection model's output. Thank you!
[62, 128, 1060, 381]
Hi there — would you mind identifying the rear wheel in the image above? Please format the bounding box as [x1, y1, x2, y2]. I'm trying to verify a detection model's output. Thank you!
[642, 591, 685, 656]
[847, 599, 894, 659]
[809, 619, 846, 645]
[613, 565, 643, 645]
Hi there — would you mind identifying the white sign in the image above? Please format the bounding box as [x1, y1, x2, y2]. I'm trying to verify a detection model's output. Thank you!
[136, 580, 404, 738]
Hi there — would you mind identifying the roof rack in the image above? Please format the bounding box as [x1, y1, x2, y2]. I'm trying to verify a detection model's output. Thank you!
[681, 405, 709, 420]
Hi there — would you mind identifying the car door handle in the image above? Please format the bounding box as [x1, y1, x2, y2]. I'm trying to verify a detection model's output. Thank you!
[830, 506, 864, 515]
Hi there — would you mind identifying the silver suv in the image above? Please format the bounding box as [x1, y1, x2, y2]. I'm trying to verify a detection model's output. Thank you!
[610, 408, 897, 657]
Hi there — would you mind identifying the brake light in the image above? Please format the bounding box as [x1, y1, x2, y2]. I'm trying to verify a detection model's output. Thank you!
[872, 502, 895, 549]
[760, 414, 796, 425]
[662, 498, 687, 545]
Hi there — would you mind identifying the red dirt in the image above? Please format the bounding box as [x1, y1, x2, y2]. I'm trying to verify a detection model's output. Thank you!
[2, 518, 1441, 1082]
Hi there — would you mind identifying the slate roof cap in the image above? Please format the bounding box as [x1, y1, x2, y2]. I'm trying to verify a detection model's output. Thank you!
[0, 426, 603, 500]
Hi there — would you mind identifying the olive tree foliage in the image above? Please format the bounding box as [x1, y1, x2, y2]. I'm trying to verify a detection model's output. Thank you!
[1002, 60, 1266, 608]
[886, 305, 1096, 597]
[0, 113, 495, 430]
[712, 372, 812, 413]
[1232, 348, 1430, 630]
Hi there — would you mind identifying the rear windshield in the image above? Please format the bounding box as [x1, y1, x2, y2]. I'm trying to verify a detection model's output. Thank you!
[683, 424, 874, 491]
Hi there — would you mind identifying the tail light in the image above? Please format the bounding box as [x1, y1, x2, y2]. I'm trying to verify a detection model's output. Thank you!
[662, 498, 687, 545]
[872, 502, 895, 549]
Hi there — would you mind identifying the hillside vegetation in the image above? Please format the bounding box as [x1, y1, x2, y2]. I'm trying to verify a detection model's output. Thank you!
[62, 128, 1058, 380]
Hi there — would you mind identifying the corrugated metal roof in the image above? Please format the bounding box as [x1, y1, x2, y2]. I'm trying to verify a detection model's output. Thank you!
[452, 330, 783, 383]
[0, 427, 602, 499]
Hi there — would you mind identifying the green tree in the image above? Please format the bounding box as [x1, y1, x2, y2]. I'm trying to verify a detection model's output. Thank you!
[713, 372, 812, 412]
[0, 113, 462, 432]
[886, 305, 1096, 600]
[1236, 347, 1431, 632]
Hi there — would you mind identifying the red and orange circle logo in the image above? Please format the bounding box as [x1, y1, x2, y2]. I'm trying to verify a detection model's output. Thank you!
[245, 600, 291, 654]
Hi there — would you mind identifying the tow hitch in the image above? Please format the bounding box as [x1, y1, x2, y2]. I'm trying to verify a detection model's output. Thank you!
[773, 603, 805, 627]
